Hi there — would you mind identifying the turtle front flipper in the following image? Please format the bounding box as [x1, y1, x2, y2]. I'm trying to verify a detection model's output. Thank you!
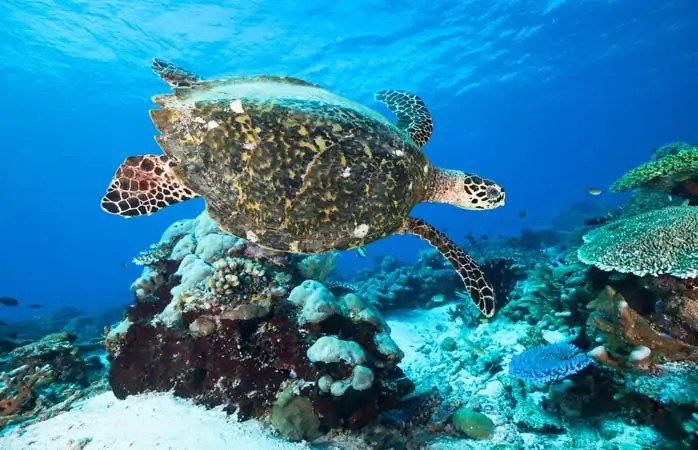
[151, 58, 201, 88]
[402, 217, 496, 317]
[100, 155, 199, 217]
[374, 90, 434, 147]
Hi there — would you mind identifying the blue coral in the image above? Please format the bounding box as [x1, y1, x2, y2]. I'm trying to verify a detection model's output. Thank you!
[509, 343, 591, 383]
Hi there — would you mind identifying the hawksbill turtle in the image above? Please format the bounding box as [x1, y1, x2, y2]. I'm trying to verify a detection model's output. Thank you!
[101, 59, 506, 317]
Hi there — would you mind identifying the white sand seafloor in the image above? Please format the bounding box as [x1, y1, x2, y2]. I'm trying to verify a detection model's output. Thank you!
[0, 306, 467, 450]
[0, 305, 665, 449]
[0, 392, 311, 450]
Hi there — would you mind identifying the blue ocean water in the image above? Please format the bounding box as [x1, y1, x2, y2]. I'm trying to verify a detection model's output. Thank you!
[0, 0, 696, 321]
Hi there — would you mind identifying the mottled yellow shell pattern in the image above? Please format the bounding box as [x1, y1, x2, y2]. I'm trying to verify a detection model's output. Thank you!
[149, 76, 431, 253]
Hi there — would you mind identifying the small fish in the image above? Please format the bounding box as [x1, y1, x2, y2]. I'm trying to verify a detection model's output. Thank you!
[674, 171, 694, 182]
[0, 297, 18, 307]
[356, 247, 368, 258]
[509, 237, 518, 245]
[28, 303, 42, 309]
[121, 261, 128, 269]
[460, 336, 486, 356]
[587, 188, 602, 196]
[584, 216, 610, 226]
[518, 210, 527, 219]
[430, 294, 446, 304]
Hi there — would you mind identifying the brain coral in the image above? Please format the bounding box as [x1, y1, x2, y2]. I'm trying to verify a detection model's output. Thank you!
[578, 206, 698, 278]
[610, 146, 698, 192]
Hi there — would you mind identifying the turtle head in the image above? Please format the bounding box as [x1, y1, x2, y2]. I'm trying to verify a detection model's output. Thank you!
[424, 167, 505, 210]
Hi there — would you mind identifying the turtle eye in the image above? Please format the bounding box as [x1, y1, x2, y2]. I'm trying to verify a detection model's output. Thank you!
[485, 185, 502, 200]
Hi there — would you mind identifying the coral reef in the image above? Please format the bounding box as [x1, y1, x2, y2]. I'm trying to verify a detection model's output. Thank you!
[501, 257, 592, 328]
[10, 143, 698, 450]
[610, 143, 698, 193]
[586, 286, 698, 370]
[352, 249, 461, 309]
[297, 253, 338, 283]
[0, 332, 105, 431]
[104, 213, 413, 441]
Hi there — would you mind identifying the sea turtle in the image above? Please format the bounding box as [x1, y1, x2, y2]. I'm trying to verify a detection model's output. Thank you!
[101, 59, 506, 317]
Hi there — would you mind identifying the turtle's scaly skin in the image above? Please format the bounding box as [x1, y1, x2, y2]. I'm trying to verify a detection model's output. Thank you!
[149, 81, 430, 253]
[402, 217, 495, 315]
[101, 154, 198, 216]
[374, 90, 433, 147]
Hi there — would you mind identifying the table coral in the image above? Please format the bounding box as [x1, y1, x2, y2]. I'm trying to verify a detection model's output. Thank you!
[610, 144, 698, 193]
[578, 206, 698, 278]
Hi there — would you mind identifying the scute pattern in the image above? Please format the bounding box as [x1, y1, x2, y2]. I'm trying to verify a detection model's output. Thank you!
[149, 94, 429, 252]
[403, 217, 496, 317]
[101, 155, 198, 217]
[375, 90, 434, 147]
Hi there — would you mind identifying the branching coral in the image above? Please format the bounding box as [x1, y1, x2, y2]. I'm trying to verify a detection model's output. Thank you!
[0, 329, 105, 431]
[352, 249, 461, 309]
[133, 240, 180, 269]
[578, 206, 698, 278]
[210, 257, 267, 298]
[501, 260, 590, 326]
[586, 286, 698, 370]
[0, 364, 52, 429]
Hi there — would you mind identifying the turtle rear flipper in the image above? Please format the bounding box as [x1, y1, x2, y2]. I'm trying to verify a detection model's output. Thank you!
[151, 58, 201, 88]
[375, 90, 434, 147]
[101, 155, 198, 217]
[402, 217, 496, 317]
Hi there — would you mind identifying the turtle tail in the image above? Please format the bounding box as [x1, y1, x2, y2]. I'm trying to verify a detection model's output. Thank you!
[151, 58, 201, 88]
[402, 217, 496, 317]
[100, 155, 198, 217]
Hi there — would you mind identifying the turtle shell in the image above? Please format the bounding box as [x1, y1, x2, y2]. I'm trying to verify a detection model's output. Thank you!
[149, 76, 431, 253]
